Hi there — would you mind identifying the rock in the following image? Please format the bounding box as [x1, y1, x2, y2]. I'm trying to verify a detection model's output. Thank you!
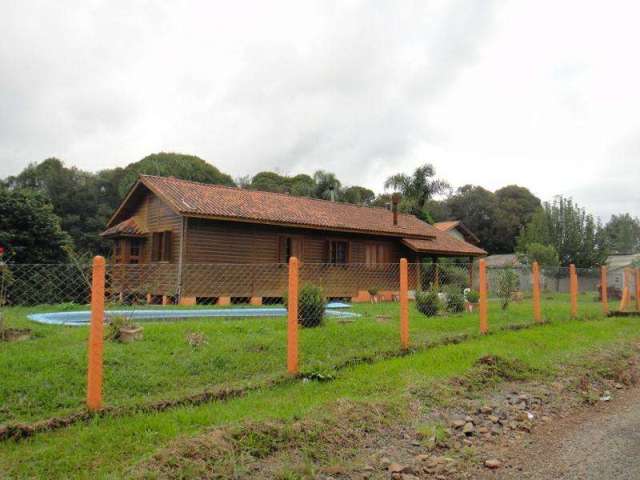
[541, 415, 551, 422]
[480, 405, 493, 414]
[485, 459, 502, 469]
[401, 475, 419, 480]
[488, 415, 500, 423]
[463, 422, 475, 435]
[451, 419, 466, 429]
[388, 463, 410, 474]
[478, 426, 489, 434]
[615, 383, 624, 389]
[415, 454, 430, 462]
[464, 415, 474, 423]
[380, 457, 392, 467]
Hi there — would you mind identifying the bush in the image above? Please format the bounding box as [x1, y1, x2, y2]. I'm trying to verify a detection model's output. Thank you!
[444, 287, 465, 313]
[420, 263, 468, 290]
[285, 283, 326, 328]
[416, 289, 439, 316]
[466, 290, 480, 303]
[496, 268, 519, 310]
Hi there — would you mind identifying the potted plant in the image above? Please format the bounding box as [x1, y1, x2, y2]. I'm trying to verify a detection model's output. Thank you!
[105, 315, 143, 343]
[465, 290, 480, 312]
[367, 287, 380, 304]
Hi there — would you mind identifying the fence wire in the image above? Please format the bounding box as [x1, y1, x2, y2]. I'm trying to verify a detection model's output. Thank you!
[1, 259, 637, 425]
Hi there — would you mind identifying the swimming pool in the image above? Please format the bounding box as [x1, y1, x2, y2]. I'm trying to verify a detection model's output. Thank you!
[28, 303, 358, 326]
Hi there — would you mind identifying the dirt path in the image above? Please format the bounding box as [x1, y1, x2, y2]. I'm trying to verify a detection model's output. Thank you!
[479, 385, 640, 479]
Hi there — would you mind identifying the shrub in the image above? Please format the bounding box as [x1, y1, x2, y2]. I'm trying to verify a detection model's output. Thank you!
[420, 263, 468, 290]
[416, 289, 439, 316]
[495, 268, 519, 310]
[466, 290, 480, 303]
[444, 287, 465, 313]
[285, 283, 326, 328]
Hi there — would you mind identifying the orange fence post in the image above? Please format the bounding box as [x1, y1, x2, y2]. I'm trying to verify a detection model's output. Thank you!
[569, 264, 578, 319]
[479, 259, 488, 334]
[287, 256, 299, 375]
[601, 266, 609, 316]
[619, 268, 631, 312]
[399, 258, 409, 350]
[531, 261, 542, 323]
[87, 256, 105, 411]
[636, 268, 640, 311]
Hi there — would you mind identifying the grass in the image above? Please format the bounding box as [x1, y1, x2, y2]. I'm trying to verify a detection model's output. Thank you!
[0, 314, 638, 478]
[0, 292, 608, 424]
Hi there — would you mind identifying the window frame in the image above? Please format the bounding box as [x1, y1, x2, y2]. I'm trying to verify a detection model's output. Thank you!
[327, 239, 350, 265]
[150, 231, 172, 263]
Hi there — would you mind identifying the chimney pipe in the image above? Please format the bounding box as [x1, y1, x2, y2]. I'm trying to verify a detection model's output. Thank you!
[391, 193, 400, 226]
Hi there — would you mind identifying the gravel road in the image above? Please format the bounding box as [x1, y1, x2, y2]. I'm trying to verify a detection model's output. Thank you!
[479, 385, 640, 479]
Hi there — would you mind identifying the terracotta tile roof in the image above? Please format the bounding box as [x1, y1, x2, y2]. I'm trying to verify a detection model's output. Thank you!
[138, 175, 441, 238]
[434, 221, 460, 232]
[402, 236, 486, 257]
[107, 175, 485, 256]
[101, 217, 144, 237]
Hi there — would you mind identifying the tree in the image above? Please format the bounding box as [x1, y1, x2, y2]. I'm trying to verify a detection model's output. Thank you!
[384, 163, 450, 220]
[5, 158, 111, 254]
[605, 213, 640, 254]
[517, 242, 560, 268]
[446, 185, 500, 251]
[110, 152, 235, 198]
[516, 196, 607, 268]
[341, 186, 375, 205]
[249, 171, 290, 194]
[0, 186, 71, 264]
[493, 185, 541, 252]
[312, 170, 342, 200]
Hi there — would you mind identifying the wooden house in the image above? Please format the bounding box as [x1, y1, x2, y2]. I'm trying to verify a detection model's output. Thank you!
[102, 175, 486, 304]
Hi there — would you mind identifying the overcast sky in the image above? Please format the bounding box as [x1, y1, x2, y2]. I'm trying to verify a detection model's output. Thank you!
[1, 0, 639, 220]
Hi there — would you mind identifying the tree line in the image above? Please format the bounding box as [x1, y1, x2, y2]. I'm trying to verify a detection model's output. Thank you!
[1, 152, 638, 266]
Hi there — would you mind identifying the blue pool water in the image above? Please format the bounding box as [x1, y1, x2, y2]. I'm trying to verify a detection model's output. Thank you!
[28, 303, 357, 326]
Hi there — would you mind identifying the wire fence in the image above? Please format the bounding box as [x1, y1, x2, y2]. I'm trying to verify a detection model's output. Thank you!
[0, 258, 638, 426]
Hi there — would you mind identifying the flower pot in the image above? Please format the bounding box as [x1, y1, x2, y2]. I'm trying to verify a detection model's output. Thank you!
[118, 326, 143, 343]
[2, 328, 32, 342]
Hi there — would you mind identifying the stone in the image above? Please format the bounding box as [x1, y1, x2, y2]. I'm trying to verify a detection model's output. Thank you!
[451, 419, 466, 429]
[485, 459, 502, 469]
[480, 405, 493, 414]
[388, 463, 410, 474]
[415, 454, 430, 462]
[462, 422, 475, 435]
[464, 415, 474, 423]
[488, 415, 500, 423]
[478, 426, 489, 434]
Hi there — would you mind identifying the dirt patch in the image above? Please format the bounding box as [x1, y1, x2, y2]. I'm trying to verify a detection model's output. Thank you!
[130, 344, 640, 479]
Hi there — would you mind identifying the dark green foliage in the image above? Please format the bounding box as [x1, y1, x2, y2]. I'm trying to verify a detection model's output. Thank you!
[604, 213, 640, 254]
[112, 152, 236, 198]
[285, 284, 326, 327]
[518, 242, 560, 268]
[466, 290, 480, 303]
[416, 289, 439, 316]
[444, 287, 465, 313]
[0, 186, 71, 264]
[517, 196, 608, 268]
[341, 186, 375, 205]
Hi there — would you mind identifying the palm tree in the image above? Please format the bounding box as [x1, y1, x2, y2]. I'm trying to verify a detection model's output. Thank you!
[384, 164, 450, 217]
[313, 170, 342, 201]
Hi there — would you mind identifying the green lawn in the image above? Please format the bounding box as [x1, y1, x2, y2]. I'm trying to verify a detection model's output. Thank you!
[0, 293, 608, 424]
[0, 314, 638, 479]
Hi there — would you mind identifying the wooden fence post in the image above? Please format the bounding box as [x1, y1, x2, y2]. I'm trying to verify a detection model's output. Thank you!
[287, 256, 299, 375]
[400, 258, 409, 350]
[636, 268, 640, 312]
[532, 261, 542, 323]
[601, 266, 609, 316]
[569, 264, 578, 319]
[87, 255, 105, 411]
[619, 268, 631, 312]
[479, 259, 488, 334]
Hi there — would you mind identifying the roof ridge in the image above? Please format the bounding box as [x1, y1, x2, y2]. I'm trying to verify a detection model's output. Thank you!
[140, 174, 425, 221]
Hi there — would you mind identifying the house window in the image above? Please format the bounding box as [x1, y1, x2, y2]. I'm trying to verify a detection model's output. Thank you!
[129, 238, 142, 264]
[328, 240, 349, 264]
[114, 240, 125, 264]
[151, 231, 172, 262]
[279, 236, 303, 262]
[365, 243, 390, 266]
